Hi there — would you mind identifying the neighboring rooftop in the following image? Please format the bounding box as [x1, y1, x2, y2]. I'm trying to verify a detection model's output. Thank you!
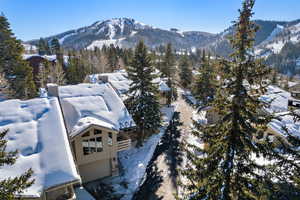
[268, 112, 300, 140]
[0, 97, 80, 198]
[259, 85, 290, 113]
[88, 70, 171, 100]
[58, 83, 135, 137]
[23, 54, 69, 65]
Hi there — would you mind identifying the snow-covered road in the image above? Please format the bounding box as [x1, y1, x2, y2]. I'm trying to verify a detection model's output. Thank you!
[150, 88, 195, 200]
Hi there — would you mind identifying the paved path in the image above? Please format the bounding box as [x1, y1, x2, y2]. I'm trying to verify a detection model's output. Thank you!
[152, 88, 195, 200]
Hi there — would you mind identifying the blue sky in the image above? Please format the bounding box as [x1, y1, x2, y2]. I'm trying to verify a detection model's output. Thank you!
[1, 0, 300, 41]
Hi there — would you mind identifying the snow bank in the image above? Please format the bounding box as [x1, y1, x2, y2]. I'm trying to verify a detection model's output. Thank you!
[0, 97, 80, 197]
[59, 83, 135, 137]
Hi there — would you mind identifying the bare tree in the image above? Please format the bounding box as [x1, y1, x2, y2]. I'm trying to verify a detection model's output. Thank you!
[0, 73, 12, 99]
[49, 62, 66, 85]
[96, 53, 109, 73]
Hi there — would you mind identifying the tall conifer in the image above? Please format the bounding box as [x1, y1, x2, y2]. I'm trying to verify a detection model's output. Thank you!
[181, 1, 300, 199]
[193, 51, 216, 105]
[162, 43, 176, 106]
[126, 41, 161, 146]
[179, 54, 193, 89]
[0, 14, 37, 99]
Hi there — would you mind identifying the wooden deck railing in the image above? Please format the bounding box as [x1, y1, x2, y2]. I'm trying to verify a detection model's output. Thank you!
[117, 139, 131, 152]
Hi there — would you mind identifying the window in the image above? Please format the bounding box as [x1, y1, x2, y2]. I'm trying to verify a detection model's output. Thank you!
[82, 140, 89, 155]
[108, 132, 113, 146]
[82, 131, 90, 137]
[94, 129, 102, 135]
[89, 138, 96, 153]
[96, 137, 103, 152]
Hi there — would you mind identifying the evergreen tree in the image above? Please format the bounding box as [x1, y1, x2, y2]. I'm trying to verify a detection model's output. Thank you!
[66, 52, 87, 84]
[181, 1, 300, 199]
[162, 43, 176, 106]
[193, 51, 216, 106]
[126, 41, 161, 146]
[50, 38, 60, 55]
[0, 129, 34, 199]
[165, 112, 183, 179]
[38, 38, 50, 55]
[123, 48, 133, 66]
[50, 38, 64, 65]
[271, 68, 278, 85]
[107, 44, 118, 72]
[161, 43, 175, 78]
[179, 54, 193, 89]
[0, 14, 37, 99]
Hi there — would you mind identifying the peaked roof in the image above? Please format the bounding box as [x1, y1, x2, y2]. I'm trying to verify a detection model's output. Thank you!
[58, 83, 135, 137]
[0, 97, 80, 198]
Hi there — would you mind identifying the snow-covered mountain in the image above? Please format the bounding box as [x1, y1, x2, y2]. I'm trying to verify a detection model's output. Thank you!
[207, 19, 300, 58]
[27, 17, 216, 50]
[27, 18, 300, 59]
[255, 20, 300, 57]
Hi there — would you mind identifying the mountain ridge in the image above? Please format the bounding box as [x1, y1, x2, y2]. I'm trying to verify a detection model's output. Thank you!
[26, 17, 300, 57]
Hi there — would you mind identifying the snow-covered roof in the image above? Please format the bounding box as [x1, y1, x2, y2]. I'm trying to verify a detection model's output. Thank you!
[88, 72, 132, 97]
[23, 54, 69, 65]
[0, 97, 80, 198]
[58, 83, 135, 137]
[268, 112, 300, 139]
[259, 85, 290, 113]
[88, 71, 171, 99]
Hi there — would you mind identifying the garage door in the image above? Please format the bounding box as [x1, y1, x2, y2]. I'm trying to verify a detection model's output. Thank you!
[79, 159, 111, 183]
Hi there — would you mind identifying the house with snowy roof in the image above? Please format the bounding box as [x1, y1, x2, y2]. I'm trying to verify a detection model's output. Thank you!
[85, 70, 171, 104]
[194, 85, 300, 149]
[47, 83, 135, 183]
[0, 82, 136, 199]
[0, 97, 81, 200]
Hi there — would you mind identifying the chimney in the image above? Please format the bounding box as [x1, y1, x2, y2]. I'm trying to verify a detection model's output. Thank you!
[99, 75, 109, 83]
[47, 83, 59, 97]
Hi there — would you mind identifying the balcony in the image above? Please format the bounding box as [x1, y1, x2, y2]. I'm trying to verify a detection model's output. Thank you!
[117, 139, 131, 152]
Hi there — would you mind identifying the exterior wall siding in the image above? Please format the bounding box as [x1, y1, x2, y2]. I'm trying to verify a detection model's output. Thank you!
[72, 125, 119, 183]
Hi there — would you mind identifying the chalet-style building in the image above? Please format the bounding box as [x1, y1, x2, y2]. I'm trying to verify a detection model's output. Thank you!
[0, 82, 136, 199]
[51, 83, 135, 183]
